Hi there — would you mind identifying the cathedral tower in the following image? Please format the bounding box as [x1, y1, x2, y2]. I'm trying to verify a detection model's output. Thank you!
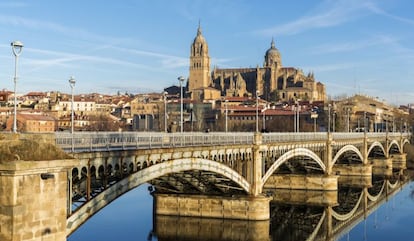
[189, 23, 211, 93]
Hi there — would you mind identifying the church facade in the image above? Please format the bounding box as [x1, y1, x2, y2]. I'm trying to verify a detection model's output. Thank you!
[188, 25, 326, 103]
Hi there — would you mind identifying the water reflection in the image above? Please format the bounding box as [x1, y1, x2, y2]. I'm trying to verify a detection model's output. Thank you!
[153, 171, 410, 241]
[155, 216, 269, 241]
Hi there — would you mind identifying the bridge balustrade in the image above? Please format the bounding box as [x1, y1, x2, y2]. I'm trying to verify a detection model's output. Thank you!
[262, 132, 327, 143]
[55, 131, 410, 153]
[332, 132, 364, 140]
[55, 132, 254, 152]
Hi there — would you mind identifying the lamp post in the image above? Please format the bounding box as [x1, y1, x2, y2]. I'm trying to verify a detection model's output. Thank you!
[296, 101, 300, 133]
[327, 104, 331, 133]
[163, 91, 168, 132]
[364, 111, 367, 133]
[11, 41, 23, 133]
[256, 90, 259, 133]
[262, 107, 266, 131]
[393, 116, 395, 133]
[178, 76, 185, 133]
[69, 76, 76, 152]
[225, 99, 228, 132]
[346, 108, 350, 132]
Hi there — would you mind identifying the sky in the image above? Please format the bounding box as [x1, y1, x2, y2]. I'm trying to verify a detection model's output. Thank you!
[0, 0, 413, 105]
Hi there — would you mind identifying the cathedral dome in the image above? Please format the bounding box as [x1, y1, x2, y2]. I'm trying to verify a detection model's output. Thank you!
[264, 39, 281, 67]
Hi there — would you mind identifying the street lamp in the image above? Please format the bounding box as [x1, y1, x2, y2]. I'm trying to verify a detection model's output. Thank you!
[328, 104, 331, 133]
[262, 107, 267, 131]
[225, 99, 228, 132]
[296, 101, 300, 133]
[364, 111, 367, 133]
[164, 91, 168, 132]
[346, 108, 350, 132]
[11, 40, 23, 133]
[178, 76, 185, 133]
[69, 76, 76, 152]
[256, 90, 259, 133]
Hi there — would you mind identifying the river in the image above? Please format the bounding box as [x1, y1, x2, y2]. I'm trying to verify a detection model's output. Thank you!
[68, 173, 414, 241]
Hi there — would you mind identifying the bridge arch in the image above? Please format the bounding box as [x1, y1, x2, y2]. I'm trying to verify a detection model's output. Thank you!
[332, 191, 364, 221]
[332, 145, 364, 165]
[67, 158, 250, 235]
[402, 138, 410, 152]
[367, 181, 386, 202]
[367, 142, 386, 157]
[388, 140, 401, 154]
[261, 148, 326, 185]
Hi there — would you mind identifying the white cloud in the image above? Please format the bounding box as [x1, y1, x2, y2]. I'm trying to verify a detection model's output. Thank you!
[255, 0, 379, 36]
[0, 14, 126, 44]
[310, 35, 399, 54]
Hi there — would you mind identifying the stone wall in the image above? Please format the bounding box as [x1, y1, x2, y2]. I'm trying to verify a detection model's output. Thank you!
[0, 160, 76, 241]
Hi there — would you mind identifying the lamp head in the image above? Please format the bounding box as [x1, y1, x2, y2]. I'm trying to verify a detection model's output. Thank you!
[178, 76, 185, 82]
[68, 76, 76, 87]
[11, 40, 23, 56]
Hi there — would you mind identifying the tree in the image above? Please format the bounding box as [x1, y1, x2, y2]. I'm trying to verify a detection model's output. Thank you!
[85, 114, 121, 131]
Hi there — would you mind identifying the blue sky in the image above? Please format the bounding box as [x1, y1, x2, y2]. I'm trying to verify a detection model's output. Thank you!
[0, 0, 413, 104]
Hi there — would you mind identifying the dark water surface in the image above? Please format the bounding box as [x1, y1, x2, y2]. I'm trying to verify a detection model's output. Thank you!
[68, 179, 414, 241]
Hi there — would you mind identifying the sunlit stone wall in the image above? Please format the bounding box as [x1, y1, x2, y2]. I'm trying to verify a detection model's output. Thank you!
[0, 160, 75, 241]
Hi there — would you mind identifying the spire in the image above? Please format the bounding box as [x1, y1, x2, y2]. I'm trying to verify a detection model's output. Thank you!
[271, 37, 275, 49]
[197, 20, 202, 36]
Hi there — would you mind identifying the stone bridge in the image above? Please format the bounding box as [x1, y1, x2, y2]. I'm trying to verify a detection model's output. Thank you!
[0, 131, 410, 241]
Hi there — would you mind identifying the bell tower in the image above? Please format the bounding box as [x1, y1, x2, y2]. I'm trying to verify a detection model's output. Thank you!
[189, 23, 211, 93]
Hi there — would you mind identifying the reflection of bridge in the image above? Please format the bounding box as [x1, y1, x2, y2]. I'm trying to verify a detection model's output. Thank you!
[0, 131, 410, 241]
[154, 171, 409, 241]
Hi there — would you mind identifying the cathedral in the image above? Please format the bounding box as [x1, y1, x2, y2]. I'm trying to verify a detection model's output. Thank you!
[188, 24, 326, 103]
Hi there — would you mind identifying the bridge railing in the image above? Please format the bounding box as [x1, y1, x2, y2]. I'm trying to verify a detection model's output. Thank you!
[332, 132, 365, 140]
[55, 132, 254, 152]
[262, 132, 328, 143]
[55, 131, 410, 153]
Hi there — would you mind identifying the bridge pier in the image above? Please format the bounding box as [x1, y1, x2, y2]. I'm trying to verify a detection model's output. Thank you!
[267, 189, 338, 206]
[0, 159, 76, 241]
[263, 174, 338, 191]
[370, 157, 392, 169]
[154, 194, 271, 220]
[390, 153, 407, 169]
[332, 164, 372, 176]
[338, 175, 372, 188]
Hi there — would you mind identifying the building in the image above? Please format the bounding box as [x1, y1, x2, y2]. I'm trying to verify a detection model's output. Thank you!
[334, 95, 409, 132]
[5, 112, 56, 132]
[188, 24, 326, 103]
